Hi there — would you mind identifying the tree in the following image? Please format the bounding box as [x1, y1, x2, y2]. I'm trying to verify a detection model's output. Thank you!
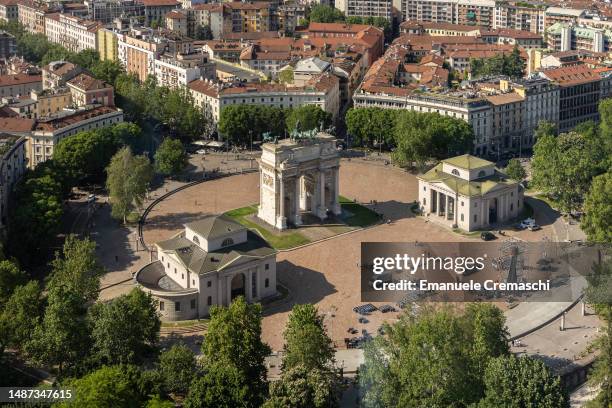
[584, 260, 612, 408]
[27, 236, 103, 375]
[0, 260, 26, 306]
[156, 87, 207, 141]
[265, 364, 342, 408]
[531, 131, 606, 213]
[346, 107, 397, 147]
[154, 137, 187, 176]
[89, 287, 160, 366]
[282, 304, 335, 371]
[201, 297, 271, 407]
[219, 105, 286, 146]
[48, 235, 104, 304]
[360, 305, 510, 407]
[309, 5, 345, 23]
[478, 355, 568, 408]
[0, 281, 42, 354]
[56, 365, 154, 408]
[184, 362, 251, 408]
[106, 147, 153, 223]
[469, 46, 525, 79]
[90, 59, 124, 86]
[285, 105, 332, 133]
[392, 111, 473, 168]
[278, 66, 294, 84]
[597, 99, 612, 165]
[195, 25, 213, 40]
[582, 172, 612, 243]
[504, 158, 526, 182]
[158, 343, 197, 395]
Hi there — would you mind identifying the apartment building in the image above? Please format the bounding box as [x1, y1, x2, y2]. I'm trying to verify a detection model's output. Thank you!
[42, 60, 83, 89]
[402, 0, 495, 29]
[67, 73, 115, 107]
[546, 23, 612, 53]
[98, 27, 119, 61]
[188, 73, 340, 124]
[400, 21, 481, 36]
[142, 0, 179, 26]
[200, 40, 245, 63]
[494, 1, 545, 34]
[0, 72, 42, 98]
[165, 10, 191, 36]
[18, 0, 53, 34]
[45, 13, 100, 53]
[335, 0, 393, 22]
[28, 106, 123, 167]
[0, 31, 16, 59]
[544, 7, 584, 30]
[30, 87, 72, 117]
[191, 3, 227, 39]
[117, 28, 167, 81]
[541, 64, 602, 132]
[0, 134, 26, 231]
[501, 76, 559, 147]
[153, 48, 215, 88]
[83, 0, 144, 24]
[0, 0, 18, 23]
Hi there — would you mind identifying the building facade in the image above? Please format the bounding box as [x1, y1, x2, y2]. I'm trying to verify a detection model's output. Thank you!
[0, 134, 26, 233]
[44, 13, 100, 53]
[417, 155, 523, 231]
[135, 215, 277, 321]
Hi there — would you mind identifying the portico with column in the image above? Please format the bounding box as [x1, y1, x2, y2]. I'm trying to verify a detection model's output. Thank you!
[257, 132, 341, 231]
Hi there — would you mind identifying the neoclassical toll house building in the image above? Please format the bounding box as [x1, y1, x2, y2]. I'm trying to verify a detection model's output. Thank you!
[136, 215, 277, 321]
[417, 155, 524, 232]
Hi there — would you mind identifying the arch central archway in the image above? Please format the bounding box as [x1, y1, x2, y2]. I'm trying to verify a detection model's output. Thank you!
[231, 273, 246, 300]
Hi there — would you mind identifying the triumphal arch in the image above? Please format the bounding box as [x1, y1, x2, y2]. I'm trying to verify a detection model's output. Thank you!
[257, 131, 341, 230]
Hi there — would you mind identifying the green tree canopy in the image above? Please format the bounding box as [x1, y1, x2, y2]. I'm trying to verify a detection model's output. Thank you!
[201, 297, 271, 407]
[392, 111, 474, 168]
[504, 158, 527, 182]
[285, 105, 332, 133]
[308, 5, 345, 23]
[56, 365, 157, 408]
[184, 362, 251, 408]
[282, 304, 335, 371]
[531, 130, 606, 213]
[478, 355, 568, 408]
[158, 343, 197, 395]
[0, 281, 42, 354]
[0, 260, 26, 306]
[88, 288, 160, 366]
[470, 45, 525, 79]
[346, 107, 397, 147]
[264, 364, 342, 408]
[154, 137, 187, 176]
[219, 105, 286, 146]
[106, 146, 153, 223]
[360, 304, 509, 407]
[581, 172, 612, 243]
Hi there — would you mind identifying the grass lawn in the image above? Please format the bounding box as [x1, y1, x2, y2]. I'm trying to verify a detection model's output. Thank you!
[339, 196, 381, 227]
[161, 319, 208, 328]
[224, 205, 311, 250]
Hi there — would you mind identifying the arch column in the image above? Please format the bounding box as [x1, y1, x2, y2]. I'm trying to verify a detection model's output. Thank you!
[316, 171, 326, 219]
[275, 177, 287, 229]
[331, 167, 341, 215]
[293, 177, 302, 225]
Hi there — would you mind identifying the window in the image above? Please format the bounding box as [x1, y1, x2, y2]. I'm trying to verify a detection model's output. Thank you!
[207, 296, 212, 306]
[181, 273, 184, 279]
[265, 263, 269, 270]
[222, 238, 234, 247]
[510, 204, 514, 211]
[451, 169, 460, 176]
[190, 299, 196, 309]
[478, 170, 486, 178]
[423, 186, 426, 191]
[474, 215, 477, 223]
[207, 280, 212, 287]
[159, 301, 164, 311]
[192, 279, 195, 286]
[192, 235, 200, 245]
[161, 256, 164, 261]
[461, 201, 464, 207]
[423, 197, 426, 205]
[174, 268, 177, 274]
[175, 302, 181, 311]
[461, 214, 464, 221]
[265, 278, 270, 288]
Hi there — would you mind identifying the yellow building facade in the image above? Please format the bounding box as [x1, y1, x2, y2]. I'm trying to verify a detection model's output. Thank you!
[98, 28, 119, 61]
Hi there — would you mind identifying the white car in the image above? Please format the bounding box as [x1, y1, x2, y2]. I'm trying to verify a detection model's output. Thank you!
[518, 218, 536, 229]
[196, 149, 206, 155]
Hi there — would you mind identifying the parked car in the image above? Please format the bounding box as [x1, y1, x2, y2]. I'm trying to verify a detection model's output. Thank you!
[518, 218, 536, 229]
[527, 224, 541, 231]
[480, 231, 496, 241]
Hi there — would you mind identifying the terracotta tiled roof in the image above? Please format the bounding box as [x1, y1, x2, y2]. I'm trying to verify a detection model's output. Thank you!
[187, 79, 220, 98]
[0, 73, 41, 86]
[34, 106, 120, 132]
[0, 117, 34, 133]
[542, 64, 601, 86]
[485, 92, 525, 105]
[67, 73, 111, 91]
[308, 22, 371, 33]
[140, 0, 179, 6]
